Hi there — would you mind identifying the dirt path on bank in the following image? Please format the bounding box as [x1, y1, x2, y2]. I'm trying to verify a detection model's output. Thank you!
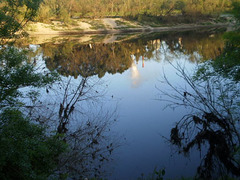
[102, 18, 118, 29]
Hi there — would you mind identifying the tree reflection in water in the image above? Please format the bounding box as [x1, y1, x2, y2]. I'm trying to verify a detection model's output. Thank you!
[38, 29, 225, 79]
[19, 28, 228, 178]
[159, 48, 240, 178]
[22, 75, 119, 179]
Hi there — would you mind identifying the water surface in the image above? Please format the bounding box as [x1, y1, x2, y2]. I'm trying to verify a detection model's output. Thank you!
[23, 28, 227, 179]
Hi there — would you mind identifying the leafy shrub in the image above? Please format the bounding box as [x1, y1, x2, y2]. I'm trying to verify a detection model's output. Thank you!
[0, 109, 67, 180]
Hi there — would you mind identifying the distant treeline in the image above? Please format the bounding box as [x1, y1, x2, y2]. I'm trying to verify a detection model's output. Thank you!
[35, 0, 232, 22]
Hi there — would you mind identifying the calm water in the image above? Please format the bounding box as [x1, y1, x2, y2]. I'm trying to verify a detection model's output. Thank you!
[22, 28, 227, 179]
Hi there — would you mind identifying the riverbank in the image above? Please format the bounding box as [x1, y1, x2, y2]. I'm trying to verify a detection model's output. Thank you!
[25, 17, 233, 35]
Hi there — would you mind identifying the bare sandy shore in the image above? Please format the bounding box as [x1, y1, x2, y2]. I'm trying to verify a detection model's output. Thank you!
[26, 18, 231, 36]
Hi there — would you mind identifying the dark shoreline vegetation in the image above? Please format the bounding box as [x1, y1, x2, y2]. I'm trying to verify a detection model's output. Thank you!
[0, 0, 240, 179]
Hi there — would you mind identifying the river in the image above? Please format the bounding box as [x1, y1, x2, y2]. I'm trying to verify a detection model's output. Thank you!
[19, 28, 227, 179]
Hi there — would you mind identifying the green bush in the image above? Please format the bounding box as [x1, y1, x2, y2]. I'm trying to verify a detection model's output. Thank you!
[0, 109, 67, 180]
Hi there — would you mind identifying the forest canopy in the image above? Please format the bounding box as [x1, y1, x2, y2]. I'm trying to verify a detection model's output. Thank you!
[34, 0, 232, 23]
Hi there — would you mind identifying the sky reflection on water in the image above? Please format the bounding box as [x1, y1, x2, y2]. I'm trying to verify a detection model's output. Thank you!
[105, 56, 199, 179]
[24, 29, 227, 179]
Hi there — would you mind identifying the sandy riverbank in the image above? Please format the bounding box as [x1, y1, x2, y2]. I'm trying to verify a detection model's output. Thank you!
[26, 18, 232, 36]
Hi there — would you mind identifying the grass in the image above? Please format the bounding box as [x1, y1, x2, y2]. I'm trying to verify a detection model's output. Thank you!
[88, 20, 106, 30]
[25, 24, 37, 32]
[124, 14, 220, 27]
[72, 27, 83, 31]
[115, 20, 138, 29]
[115, 20, 128, 26]
[89, 34, 106, 42]
[69, 20, 79, 26]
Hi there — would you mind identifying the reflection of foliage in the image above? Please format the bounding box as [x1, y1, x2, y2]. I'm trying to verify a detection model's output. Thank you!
[180, 33, 224, 62]
[161, 8, 240, 176]
[128, 30, 225, 62]
[27, 76, 119, 179]
[152, 30, 225, 62]
[159, 62, 240, 179]
[55, 77, 118, 178]
[44, 42, 133, 78]
[58, 113, 117, 178]
[0, 109, 67, 180]
[160, 63, 240, 178]
[41, 30, 225, 78]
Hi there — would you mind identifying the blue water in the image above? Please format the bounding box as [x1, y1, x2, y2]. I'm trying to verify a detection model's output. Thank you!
[24, 29, 225, 179]
[104, 58, 199, 179]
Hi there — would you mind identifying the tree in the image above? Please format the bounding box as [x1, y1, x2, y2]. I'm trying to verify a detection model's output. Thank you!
[212, 32, 240, 81]
[0, 1, 67, 179]
[232, 0, 240, 23]
[0, 109, 67, 180]
[199, 1, 240, 81]
[0, 47, 58, 109]
[160, 2, 240, 178]
[0, 0, 42, 38]
[1, 1, 120, 178]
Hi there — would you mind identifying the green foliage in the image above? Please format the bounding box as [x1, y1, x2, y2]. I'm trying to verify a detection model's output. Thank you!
[0, 1, 68, 180]
[194, 3, 240, 82]
[212, 31, 240, 81]
[34, 0, 231, 24]
[232, 1, 240, 22]
[0, 46, 59, 108]
[175, 0, 186, 12]
[0, 0, 43, 38]
[0, 109, 67, 180]
[138, 168, 165, 180]
[169, 4, 240, 177]
[88, 20, 106, 30]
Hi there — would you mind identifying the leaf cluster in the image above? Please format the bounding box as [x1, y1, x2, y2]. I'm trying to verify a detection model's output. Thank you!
[0, 46, 59, 108]
[212, 31, 240, 81]
[0, 0, 43, 38]
[0, 109, 67, 180]
[232, 1, 240, 23]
